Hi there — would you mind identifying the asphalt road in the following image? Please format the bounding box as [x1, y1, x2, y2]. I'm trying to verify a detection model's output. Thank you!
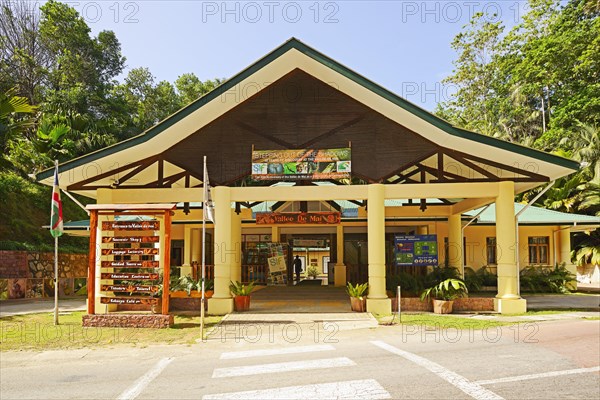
[1, 318, 599, 400]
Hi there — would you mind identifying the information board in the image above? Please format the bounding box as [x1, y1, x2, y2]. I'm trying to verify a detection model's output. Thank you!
[394, 235, 438, 266]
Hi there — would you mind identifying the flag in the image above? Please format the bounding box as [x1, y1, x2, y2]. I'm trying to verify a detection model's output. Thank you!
[204, 158, 215, 223]
[50, 163, 63, 238]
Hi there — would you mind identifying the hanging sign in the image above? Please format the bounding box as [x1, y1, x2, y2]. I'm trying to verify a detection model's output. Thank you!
[256, 212, 341, 225]
[101, 248, 159, 256]
[100, 297, 158, 305]
[252, 148, 351, 180]
[102, 221, 160, 231]
[101, 272, 160, 280]
[101, 284, 159, 293]
[102, 236, 160, 243]
[394, 235, 438, 266]
[293, 239, 326, 247]
[101, 261, 160, 268]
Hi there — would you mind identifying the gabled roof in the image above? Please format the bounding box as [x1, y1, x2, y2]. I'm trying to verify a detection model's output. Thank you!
[466, 204, 600, 226]
[36, 38, 580, 197]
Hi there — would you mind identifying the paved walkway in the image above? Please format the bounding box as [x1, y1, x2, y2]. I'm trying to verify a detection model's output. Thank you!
[0, 298, 86, 318]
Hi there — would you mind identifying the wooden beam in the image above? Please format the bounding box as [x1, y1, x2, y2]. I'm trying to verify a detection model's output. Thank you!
[379, 150, 438, 182]
[87, 210, 98, 315]
[237, 121, 295, 148]
[451, 197, 495, 214]
[68, 156, 157, 191]
[298, 115, 365, 148]
[162, 210, 172, 315]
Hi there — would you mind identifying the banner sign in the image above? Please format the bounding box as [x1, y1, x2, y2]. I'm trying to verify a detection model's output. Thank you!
[256, 212, 341, 225]
[101, 261, 160, 268]
[100, 297, 158, 305]
[101, 248, 159, 256]
[293, 239, 326, 247]
[252, 148, 351, 180]
[101, 284, 159, 293]
[101, 272, 159, 280]
[267, 243, 287, 285]
[102, 221, 159, 231]
[102, 236, 160, 243]
[394, 235, 438, 266]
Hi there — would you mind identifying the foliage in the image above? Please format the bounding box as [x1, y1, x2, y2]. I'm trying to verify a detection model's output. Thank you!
[572, 231, 600, 266]
[424, 266, 461, 288]
[229, 280, 256, 296]
[346, 282, 369, 299]
[420, 278, 469, 301]
[306, 266, 319, 278]
[386, 272, 425, 295]
[172, 275, 214, 295]
[519, 264, 576, 293]
[476, 266, 498, 287]
[463, 267, 482, 292]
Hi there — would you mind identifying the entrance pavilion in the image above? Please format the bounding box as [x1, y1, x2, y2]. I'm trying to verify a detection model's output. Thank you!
[37, 38, 581, 315]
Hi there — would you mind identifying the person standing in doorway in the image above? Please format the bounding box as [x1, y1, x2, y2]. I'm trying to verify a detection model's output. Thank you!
[294, 255, 303, 282]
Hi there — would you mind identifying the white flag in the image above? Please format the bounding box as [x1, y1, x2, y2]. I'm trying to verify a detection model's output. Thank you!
[204, 159, 215, 223]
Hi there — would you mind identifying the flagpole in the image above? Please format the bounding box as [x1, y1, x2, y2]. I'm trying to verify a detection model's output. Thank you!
[53, 160, 59, 326]
[200, 156, 207, 338]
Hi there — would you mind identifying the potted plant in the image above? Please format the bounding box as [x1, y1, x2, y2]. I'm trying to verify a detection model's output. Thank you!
[229, 281, 256, 311]
[307, 266, 319, 280]
[346, 282, 368, 312]
[420, 278, 468, 314]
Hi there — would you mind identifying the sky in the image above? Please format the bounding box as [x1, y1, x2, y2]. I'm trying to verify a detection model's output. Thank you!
[68, 0, 529, 111]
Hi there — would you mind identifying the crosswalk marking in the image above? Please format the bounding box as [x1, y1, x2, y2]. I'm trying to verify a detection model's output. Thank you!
[212, 356, 355, 378]
[371, 341, 504, 400]
[220, 344, 336, 360]
[116, 357, 174, 400]
[202, 379, 391, 399]
[474, 366, 600, 385]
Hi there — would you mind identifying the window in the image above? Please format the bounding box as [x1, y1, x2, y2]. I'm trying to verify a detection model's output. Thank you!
[486, 237, 497, 264]
[528, 237, 549, 264]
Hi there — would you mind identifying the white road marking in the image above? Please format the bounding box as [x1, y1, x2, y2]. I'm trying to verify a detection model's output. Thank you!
[371, 341, 503, 400]
[116, 357, 174, 400]
[202, 379, 391, 399]
[474, 366, 600, 385]
[220, 344, 336, 359]
[212, 357, 355, 378]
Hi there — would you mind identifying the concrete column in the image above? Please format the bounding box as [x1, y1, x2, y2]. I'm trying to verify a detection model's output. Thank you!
[334, 224, 346, 286]
[559, 227, 577, 290]
[417, 225, 428, 235]
[448, 214, 463, 271]
[208, 186, 234, 315]
[494, 181, 526, 313]
[271, 225, 280, 243]
[180, 225, 192, 277]
[230, 210, 242, 283]
[366, 184, 391, 314]
[191, 228, 201, 264]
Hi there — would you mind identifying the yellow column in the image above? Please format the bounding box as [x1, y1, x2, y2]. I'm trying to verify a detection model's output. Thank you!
[494, 181, 526, 313]
[208, 186, 234, 315]
[230, 210, 242, 283]
[334, 224, 346, 286]
[366, 184, 391, 314]
[448, 214, 463, 272]
[180, 225, 192, 277]
[192, 228, 201, 265]
[559, 227, 577, 290]
[271, 225, 279, 242]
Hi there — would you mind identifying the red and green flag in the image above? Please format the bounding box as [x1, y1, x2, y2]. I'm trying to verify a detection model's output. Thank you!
[50, 164, 63, 238]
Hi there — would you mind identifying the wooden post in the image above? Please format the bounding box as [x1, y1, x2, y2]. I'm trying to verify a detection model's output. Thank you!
[162, 210, 172, 315]
[87, 209, 98, 314]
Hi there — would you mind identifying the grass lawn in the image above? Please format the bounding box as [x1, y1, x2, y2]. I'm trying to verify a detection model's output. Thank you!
[375, 313, 521, 329]
[0, 312, 221, 351]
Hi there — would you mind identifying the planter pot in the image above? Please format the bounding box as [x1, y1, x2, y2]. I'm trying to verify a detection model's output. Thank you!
[350, 297, 366, 312]
[234, 295, 251, 311]
[432, 299, 454, 314]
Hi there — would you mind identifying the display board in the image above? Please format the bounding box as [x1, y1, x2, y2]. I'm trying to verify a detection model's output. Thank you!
[252, 148, 351, 180]
[394, 235, 438, 266]
[267, 243, 288, 285]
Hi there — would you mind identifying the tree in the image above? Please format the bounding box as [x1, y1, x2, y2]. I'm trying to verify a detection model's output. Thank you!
[0, 88, 36, 169]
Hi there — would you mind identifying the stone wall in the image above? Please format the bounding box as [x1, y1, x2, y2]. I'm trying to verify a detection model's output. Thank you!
[82, 314, 174, 328]
[0, 251, 87, 300]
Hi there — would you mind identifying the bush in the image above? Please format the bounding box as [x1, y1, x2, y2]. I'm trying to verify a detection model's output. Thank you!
[463, 267, 482, 292]
[520, 263, 575, 294]
[424, 266, 460, 287]
[386, 272, 425, 295]
[476, 266, 497, 287]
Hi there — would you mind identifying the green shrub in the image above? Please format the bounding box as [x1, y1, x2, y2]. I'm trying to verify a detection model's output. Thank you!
[424, 266, 460, 287]
[463, 267, 483, 292]
[520, 263, 575, 293]
[386, 272, 425, 295]
[346, 282, 368, 299]
[477, 266, 498, 287]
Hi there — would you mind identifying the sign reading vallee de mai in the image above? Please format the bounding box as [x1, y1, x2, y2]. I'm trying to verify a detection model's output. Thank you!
[256, 212, 341, 225]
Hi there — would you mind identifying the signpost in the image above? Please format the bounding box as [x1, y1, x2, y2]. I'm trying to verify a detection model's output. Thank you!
[394, 235, 438, 266]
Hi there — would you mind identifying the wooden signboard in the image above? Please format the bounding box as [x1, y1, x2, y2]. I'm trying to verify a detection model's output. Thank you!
[256, 212, 341, 225]
[102, 221, 160, 231]
[101, 272, 160, 280]
[102, 236, 160, 243]
[101, 284, 159, 293]
[101, 261, 160, 268]
[100, 297, 158, 305]
[101, 248, 159, 256]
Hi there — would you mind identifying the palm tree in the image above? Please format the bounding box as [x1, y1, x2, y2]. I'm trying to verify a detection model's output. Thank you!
[561, 123, 600, 185]
[0, 88, 36, 169]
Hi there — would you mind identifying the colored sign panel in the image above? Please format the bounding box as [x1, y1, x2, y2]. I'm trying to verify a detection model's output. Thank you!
[102, 221, 159, 231]
[394, 235, 438, 266]
[101, 261, 160, 268]
[100, 297, 158, 305]
[101, 273, 160, 280]
[101, 248, 159, 256]
[101, 284, 159, 293]
[252, 148, 351, 180]
[256, 212, 341, 225]
[102, 236, 160, 243]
